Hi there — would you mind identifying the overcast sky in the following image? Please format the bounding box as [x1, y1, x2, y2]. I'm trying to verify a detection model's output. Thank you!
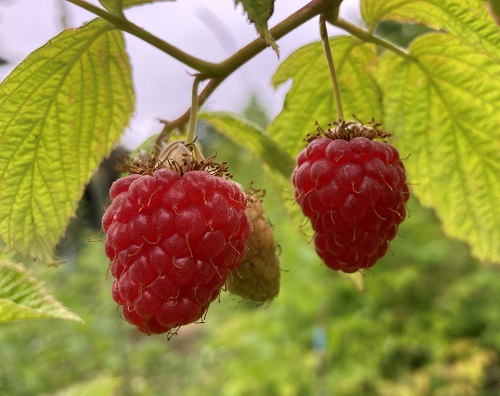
[0, 0, 360, 148]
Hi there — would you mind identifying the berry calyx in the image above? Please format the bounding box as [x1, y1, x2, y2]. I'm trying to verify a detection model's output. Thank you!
[104, 143, 252, 335]
[291, 119, 409, 273]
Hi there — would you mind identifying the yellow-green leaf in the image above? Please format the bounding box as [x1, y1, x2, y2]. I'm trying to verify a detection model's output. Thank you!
[268, 36, 382, 157]
[361, 0, 500, 61]
[0, 257, 82, 323]
[377, 33, 500, 263]
[0, 19, 134, 263]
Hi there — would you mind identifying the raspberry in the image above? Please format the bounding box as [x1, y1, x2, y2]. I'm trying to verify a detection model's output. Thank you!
[226, 192, 280, 304]
[103, 167, 252, 335]
[291, 120, 409, 273]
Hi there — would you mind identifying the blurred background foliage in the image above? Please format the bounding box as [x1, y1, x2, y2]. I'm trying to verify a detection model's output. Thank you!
[1, 19, 500, 396]
[2, 105, 500, 395]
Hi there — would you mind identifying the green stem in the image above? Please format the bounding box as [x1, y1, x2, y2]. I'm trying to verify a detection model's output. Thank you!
[319, 15, 344, 120]
[65, 0, 219, 74]
[155, 78, 222, 148]
[186, 75, 204, 145]
[332, 17, 415, 61]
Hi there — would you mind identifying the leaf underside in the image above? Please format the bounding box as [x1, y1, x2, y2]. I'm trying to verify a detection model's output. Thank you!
[360, 0, 500, 263]
[0, 256, 82, 323]
[361, 0, 500, 61]
[377, 32, 500, 263]
[0, 18, 134, 263]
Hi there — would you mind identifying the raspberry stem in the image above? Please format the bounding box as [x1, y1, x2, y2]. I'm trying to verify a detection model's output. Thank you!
[319, 15, 344, 120]
[186, 74, 204, 146]
[154, 79, 223, 152]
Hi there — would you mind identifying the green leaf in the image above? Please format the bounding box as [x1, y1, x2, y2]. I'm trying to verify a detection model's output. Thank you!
[99, 0, 174, 14]
[376, 33, 500, 264]
[0, 19, 134, 263]
[0, 257, 83, 323]
[361, 0, 500, 61]
[236, 0, 278, 55]
[268, 36, 382, 157]
[199, 111, 295, 180]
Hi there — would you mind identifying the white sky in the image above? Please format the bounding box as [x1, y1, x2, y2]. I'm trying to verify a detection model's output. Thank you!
[0, 0, 360, 148]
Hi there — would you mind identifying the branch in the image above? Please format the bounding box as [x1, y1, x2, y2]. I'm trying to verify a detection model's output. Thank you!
[67, 0, 344, 78]
[65, 0, 220, 74]
[216, 0, 340, 76]
[155, 0, 343, 147]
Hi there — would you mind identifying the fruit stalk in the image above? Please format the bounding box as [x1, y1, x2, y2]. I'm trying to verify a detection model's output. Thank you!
[319, 14, 344, 120]
[185, 74, 204, 146]
[155, 78, 223, 151]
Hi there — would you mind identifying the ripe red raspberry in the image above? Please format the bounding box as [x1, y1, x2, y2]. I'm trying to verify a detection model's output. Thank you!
[291, 120, 409, 273]
[103, 167, 252, 335]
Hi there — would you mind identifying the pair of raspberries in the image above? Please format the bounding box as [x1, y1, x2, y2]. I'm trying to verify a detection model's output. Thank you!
[103, 121, 409, 335]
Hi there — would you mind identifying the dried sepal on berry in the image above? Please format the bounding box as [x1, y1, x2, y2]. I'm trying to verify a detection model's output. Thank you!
[226, 190, 280, 304]
[121, 140, 231, 179]
[324, 118, 392, 141]
[292, 118, 410, 273]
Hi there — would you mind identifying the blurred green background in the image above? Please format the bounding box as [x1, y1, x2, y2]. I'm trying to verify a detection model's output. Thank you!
[1, 21, 500, 396]
[2, 115, 500, 395]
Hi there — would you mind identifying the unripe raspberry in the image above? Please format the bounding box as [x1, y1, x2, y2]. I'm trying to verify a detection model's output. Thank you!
[226, 193, 280, 303]
[104, 159, 252, 335]
[291, 120, 409, 273]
